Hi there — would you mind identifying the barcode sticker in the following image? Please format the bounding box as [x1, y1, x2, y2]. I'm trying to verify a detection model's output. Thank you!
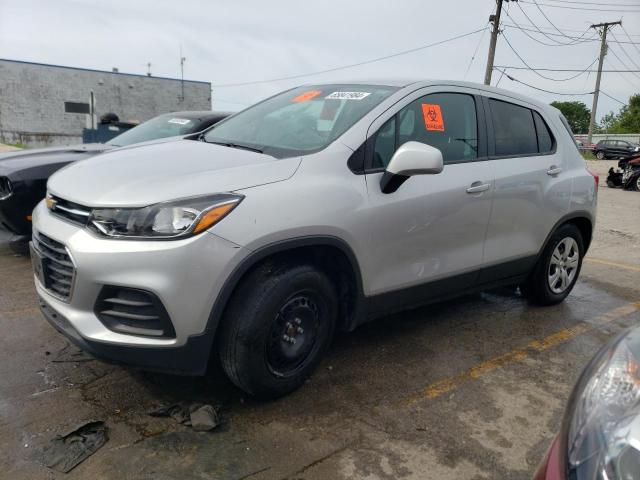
[325, 92, 371, 101]
[168, 118, 192, 125]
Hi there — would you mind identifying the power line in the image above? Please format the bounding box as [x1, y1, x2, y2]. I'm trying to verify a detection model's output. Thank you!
[494, 68, 595, 94]
[621, 24, 640, 57]
[610, 31, 640, 73]
[464, 27, 490, 79]
[520, 0, 640, 12]
[515, 1, 593, 45]
[543, 0, 640, 6]
[502, 31, 599, 80]
[604, 57, 639, 88]
[494, 65, 640, 72]
[600, 90, 627, 105]
[504, 10, 592, 46]
[502, 23, 640, 44]
[606, 40, 640, 80]
[210, 27, 486, 88]
[531, 0, 598, 43]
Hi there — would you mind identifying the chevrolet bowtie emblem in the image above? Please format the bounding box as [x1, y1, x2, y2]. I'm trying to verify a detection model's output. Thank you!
[46, 197, 57, 210]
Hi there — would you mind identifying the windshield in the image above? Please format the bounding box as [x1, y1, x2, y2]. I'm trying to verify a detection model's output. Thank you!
[204, 84, 398, 158]
[109, 114, 199, 147]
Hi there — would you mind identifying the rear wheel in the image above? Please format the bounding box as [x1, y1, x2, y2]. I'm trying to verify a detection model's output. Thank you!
[520, 224, 584, 305]
[596, 151, 605, 160]
[218, 261, 337, 398]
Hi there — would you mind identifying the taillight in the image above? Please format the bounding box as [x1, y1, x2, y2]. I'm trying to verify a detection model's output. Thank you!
[588, 169, 599, 189]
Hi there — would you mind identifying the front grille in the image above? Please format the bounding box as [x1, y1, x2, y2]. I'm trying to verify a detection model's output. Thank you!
[32, 231, 76, 301]
[95, 287, 175, 338]
[50, 195, 91, 226]
[0, 177, 12, 200]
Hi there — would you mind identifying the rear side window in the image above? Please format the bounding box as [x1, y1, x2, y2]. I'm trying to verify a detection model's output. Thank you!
[533, 111, 554, 153]
[489, 99, 537, 156]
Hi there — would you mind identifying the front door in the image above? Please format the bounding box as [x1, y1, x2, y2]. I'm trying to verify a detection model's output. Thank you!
[363, 91, 494, 299]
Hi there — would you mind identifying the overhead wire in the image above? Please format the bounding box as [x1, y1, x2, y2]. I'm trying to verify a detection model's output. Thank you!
[210, 27, 487, 88]
[494, 68, 595, 95]
[501, 31, 599, 81]
[520, 0, 640, 12]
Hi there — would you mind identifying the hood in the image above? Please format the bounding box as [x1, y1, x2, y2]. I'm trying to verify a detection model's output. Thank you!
[0, 143, 111, 177]
[48, 140, 301, 207]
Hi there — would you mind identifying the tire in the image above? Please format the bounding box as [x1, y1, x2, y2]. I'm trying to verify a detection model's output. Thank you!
[520, 224, 584, 306]
[634, 175, 640, 192]
[218, 261, 337, 398]
[596, 151, 605, 160]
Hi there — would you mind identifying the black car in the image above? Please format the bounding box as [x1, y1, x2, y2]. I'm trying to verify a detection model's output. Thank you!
[593, 139, 640, 162]
[0, 111, 229, 241]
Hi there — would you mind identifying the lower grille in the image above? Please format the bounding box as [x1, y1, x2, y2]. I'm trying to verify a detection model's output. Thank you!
[0, 177, 12, 200]
[49, 195, 91, 226]
[32, 231, 76, 301]
[95, 287, 175, 338]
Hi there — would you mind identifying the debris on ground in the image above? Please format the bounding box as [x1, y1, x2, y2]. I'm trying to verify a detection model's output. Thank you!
[52, 343, 94, 363]
[148, 403, 221, 431]
[38, 421, 108, 473]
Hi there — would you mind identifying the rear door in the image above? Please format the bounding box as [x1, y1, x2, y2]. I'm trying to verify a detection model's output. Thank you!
[362, 88, 494, 297]
[481, 97, 570, 281]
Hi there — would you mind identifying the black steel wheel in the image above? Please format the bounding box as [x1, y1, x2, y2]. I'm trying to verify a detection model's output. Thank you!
[218, 262, 337, 398]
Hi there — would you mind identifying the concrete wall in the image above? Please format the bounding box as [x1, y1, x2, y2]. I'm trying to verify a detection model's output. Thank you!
[575, 133, 640, 144]
[0, 59, 211, 147]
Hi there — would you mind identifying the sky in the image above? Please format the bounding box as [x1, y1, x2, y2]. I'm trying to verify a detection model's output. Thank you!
[1, 0, 639, 121]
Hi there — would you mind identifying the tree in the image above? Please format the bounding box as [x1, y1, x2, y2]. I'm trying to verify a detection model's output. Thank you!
[612, 94, 640, 133]
[550, 101, 591, 134]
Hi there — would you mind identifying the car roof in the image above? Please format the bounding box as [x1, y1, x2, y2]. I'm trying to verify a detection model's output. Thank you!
[300, 79, 556, 111]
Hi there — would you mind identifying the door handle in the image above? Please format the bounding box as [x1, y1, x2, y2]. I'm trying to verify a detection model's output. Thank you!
[547, 165, 562, 176]
[466, 182, 491, 194]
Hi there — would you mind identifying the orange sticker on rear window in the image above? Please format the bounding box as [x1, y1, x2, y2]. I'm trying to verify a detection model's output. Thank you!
[292, 90, 322, 103]
[422, 104, 445, 132]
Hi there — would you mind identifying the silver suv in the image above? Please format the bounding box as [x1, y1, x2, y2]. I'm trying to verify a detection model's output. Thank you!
[31, 81, 597, 397]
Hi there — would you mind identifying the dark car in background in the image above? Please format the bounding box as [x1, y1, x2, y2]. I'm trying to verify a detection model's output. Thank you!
[593, 139, 640, 162]
[534, 325, 640, 479]
[0, 111, 229, 242]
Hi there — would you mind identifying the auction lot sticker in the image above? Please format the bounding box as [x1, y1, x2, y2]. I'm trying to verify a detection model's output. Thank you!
[325, 92, 371, 100]
[421, 104, 445, 132]
[292, 90, 322, 103]
[168, 118, 192, 125]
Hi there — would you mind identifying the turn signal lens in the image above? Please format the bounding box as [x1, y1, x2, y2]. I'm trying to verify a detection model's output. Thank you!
[193, 202, 238, 234]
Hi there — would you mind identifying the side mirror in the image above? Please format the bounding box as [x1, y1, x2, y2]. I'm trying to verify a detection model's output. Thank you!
[380, 141, 444, 194]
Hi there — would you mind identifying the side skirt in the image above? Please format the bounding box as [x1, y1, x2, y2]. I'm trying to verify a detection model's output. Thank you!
[355, 256, 536, 327]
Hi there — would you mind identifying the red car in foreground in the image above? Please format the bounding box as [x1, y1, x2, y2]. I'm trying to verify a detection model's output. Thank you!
[533, 326, 640, 479]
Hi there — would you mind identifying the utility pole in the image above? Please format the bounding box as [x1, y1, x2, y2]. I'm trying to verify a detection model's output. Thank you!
[587, 21, 621, 145]
[484, 0, 515, 85]
[179, 46, 186, 102]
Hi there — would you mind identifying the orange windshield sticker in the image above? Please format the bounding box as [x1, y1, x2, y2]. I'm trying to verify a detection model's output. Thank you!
[422, 104, 445, 132]
[292, 90, 322, 103]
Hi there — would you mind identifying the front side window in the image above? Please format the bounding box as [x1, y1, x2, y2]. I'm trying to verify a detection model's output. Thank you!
[204, 84, 398, 159]
[490, 99, 538, 157]
[371, 92, 478, 169]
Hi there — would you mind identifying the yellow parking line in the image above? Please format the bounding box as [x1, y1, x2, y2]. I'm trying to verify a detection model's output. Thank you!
[585, 257, 640, 273]
[406, 302, 640, 405]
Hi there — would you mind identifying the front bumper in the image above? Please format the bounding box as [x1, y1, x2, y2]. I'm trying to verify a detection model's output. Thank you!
[39, 296, 214, 374]
[32, 200, 250, 374]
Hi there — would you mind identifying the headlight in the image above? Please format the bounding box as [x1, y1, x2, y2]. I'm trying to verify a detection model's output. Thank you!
[87, 194, 243, 239]
[563, 327, 640, 479]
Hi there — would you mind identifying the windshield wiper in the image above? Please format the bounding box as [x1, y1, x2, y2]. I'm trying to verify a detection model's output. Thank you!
[207, 141, 263, 154]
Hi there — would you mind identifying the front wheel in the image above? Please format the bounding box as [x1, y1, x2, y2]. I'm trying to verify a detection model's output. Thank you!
[520, 224, 584, 305]
[596, 151, 606, 160]
[218, 262, 337, 398]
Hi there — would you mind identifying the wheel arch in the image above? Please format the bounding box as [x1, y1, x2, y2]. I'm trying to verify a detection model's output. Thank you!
[206, 236, 366, 345]
[538, 211, 594, 260]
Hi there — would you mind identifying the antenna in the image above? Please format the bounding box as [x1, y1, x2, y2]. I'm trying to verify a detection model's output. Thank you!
[147, 62, 152, 77]
[180, 46, 186, 102]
